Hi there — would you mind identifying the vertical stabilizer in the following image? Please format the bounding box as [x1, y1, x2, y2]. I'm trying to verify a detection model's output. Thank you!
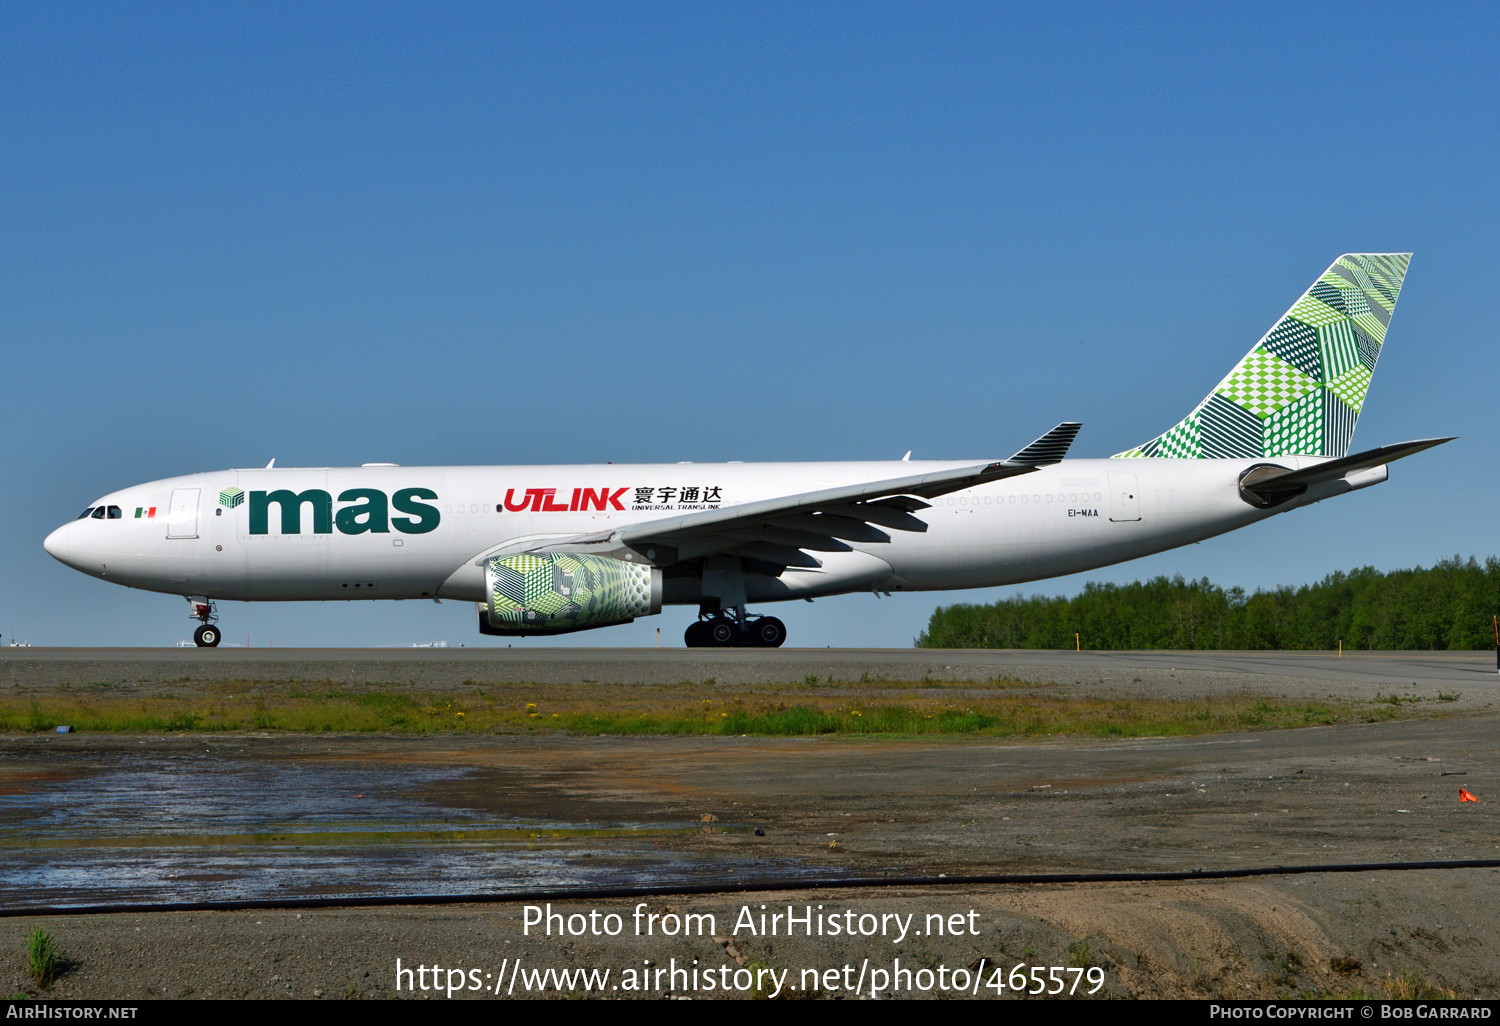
[1114, 253, 1411, 459]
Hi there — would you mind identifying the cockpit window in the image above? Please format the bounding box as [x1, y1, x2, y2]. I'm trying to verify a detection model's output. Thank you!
[77, 505, 136, 520]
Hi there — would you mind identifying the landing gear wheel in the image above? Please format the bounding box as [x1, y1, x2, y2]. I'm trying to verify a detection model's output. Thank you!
[707, 619, 736, 646]
[686, 607, 790, 648]
[194, 624, 221, 648]
[749, 616, 786, 648]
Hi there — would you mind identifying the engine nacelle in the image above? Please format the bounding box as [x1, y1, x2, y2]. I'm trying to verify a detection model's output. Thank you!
[478, 552, 662, 636]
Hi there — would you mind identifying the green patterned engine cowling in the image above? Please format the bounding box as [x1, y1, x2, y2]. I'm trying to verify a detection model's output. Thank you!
[479, 553, 662, 635]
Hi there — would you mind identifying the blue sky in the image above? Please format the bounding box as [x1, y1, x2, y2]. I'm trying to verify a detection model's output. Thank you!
[4, 3, 1496, 648]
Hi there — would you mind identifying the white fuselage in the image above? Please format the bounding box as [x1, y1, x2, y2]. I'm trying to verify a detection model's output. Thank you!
[43, 455, 1370, 609]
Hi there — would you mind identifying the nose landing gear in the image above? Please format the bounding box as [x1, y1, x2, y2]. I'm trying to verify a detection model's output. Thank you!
[188, 599, 221, 648]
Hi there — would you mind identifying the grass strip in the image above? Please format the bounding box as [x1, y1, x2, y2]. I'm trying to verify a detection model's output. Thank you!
[0, 679, 1453, 739]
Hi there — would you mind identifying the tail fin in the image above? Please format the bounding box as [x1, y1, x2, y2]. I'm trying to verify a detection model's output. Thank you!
[1114, 253, 1412, 459]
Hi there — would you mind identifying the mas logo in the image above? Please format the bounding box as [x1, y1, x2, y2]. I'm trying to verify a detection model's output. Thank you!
[246, 488, 440, 536]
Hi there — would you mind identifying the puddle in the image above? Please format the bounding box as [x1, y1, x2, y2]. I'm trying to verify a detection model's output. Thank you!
[0, 753, 834, 910]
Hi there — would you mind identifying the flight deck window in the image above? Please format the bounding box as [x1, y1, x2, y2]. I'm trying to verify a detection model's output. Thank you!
[77, 508, 95, 520]
[91, 507, 106, 519]
[107, 506, 122, 519]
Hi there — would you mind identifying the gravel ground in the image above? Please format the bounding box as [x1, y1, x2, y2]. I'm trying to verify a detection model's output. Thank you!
[7, 875, 1499, 1000]
[3, 648, 1498, 1000]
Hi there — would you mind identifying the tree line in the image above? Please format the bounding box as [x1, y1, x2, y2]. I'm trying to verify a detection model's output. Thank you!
[916, 556, 1500, 650]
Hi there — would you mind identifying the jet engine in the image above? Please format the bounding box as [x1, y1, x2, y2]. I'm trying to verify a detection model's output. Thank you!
[477, 552, 662, 636]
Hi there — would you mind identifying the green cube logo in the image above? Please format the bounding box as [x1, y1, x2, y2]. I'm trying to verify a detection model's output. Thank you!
[219, 487, 245, 509]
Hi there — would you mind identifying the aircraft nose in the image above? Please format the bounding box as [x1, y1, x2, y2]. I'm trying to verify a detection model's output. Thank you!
[43, 523, 77, 567]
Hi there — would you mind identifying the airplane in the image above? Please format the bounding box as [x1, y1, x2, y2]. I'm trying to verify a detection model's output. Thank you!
[44, 253, 1450, 649]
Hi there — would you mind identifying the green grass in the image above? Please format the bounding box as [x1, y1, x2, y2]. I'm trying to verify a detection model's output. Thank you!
[1067, 936, 1094, 968]
[25, 929, 60, 989]
[1324, 970, 1461, 1000]
[0, 676, 1452, 740]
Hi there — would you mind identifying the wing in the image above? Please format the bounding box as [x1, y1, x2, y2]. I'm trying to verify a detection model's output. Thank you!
[494, 422, 1081, 574]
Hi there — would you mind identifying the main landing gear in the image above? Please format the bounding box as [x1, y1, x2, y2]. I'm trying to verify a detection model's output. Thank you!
[189, 599, 221, 648]
[683, 608, 787, 648]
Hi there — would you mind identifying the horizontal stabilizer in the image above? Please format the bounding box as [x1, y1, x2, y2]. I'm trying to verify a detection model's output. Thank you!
[1258, 437, 1453, 489]
[1240, 437, 1453, 506]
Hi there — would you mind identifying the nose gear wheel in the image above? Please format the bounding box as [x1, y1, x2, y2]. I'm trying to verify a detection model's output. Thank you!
[188, 600, 222, 648]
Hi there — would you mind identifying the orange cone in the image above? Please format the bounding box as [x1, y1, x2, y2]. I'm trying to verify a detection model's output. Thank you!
[1459, 788, 1480, 802]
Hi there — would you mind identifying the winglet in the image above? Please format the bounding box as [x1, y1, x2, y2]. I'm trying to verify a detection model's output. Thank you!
[1009, 422, 1082, 466]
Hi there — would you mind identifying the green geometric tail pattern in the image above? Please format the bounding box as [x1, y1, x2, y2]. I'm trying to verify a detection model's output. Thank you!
[486, 552, 654, 632]
[1114, 254, 1410, 459]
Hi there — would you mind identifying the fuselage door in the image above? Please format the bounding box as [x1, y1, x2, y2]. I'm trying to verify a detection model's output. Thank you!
[166, 488, 200, 539]
[1107, 472, 1142, 522]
